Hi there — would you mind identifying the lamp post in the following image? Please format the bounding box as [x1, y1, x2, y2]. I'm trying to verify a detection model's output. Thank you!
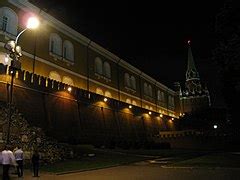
[4, 16, 39, 144]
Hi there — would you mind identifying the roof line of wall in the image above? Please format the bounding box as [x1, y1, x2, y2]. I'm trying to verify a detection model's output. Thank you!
[8, 0, 176, 94]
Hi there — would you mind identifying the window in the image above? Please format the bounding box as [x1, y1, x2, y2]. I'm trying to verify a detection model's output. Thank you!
[49, 35, 75, 62]
[62, 76, 74, 86]
[172, 97, 175, 106]
[161, 92, 165, 102]
[49, 33, 62, 56]
[49, 71, 61, 82]
[0, 7, 18, 35]
[130, 76, 136, 89]
[148, 85, 152, 97]
[94, 57, 102, 75]
[94, 57, 111, 79]
[168, 96, 175, 107]
[157, 90, 165, 102]
[144, 83, 148, 95]
[124, 73, 130, 87]
[157, 90, 161, 101]
[63, 40, 74, 61]
[2, 16, 7, 31]
[103, 61, 111, 78]
[144, 83, 152, 97]
[124, 73, 136, 90]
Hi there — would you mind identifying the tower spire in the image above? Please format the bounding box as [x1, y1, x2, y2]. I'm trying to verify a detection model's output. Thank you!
[181, 40, 211, 113]
[186, 40, 199, 81]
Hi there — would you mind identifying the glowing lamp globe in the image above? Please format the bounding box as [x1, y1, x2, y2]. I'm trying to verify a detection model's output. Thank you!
[27, 17, 39, 29]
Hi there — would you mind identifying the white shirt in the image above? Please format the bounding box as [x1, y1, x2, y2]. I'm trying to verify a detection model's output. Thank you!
[14, 149, 24, 161]
[1, 150, 16, 165]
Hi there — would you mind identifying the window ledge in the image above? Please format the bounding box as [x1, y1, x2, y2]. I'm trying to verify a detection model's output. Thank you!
[94, 72, 111, 82]
[143, 95, 153, 101]
[0, 30, 16, 40]
[125, 86, 136, 93]
[63, 58, 74, 66]
[49, 52, 62, 60]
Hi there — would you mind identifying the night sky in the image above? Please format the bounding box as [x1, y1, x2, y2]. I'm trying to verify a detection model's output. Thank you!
[31, 0, 226, 106]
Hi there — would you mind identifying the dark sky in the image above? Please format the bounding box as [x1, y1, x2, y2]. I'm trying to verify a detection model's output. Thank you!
[31, 0, 226, 106]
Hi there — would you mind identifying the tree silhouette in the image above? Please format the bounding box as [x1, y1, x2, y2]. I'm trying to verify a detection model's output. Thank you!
[213, 0, 240, 131]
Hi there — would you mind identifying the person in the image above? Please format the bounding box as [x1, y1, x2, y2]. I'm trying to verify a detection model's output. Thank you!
[31, 150, 40, 177]
[14, 146, 24, 177]
[1, 145, 17, 180]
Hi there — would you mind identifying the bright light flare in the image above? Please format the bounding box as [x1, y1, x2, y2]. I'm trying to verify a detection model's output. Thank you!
[27, 17, 39, 29]
[67, 87, 72, 92]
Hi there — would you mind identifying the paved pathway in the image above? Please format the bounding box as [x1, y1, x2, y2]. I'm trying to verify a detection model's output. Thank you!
[3, 164, 240, 180]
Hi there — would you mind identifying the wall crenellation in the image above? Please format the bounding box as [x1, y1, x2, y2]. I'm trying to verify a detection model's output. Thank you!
[0, 63, 179, 148]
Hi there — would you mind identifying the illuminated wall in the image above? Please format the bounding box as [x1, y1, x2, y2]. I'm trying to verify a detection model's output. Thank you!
[0, 0, 180, 120]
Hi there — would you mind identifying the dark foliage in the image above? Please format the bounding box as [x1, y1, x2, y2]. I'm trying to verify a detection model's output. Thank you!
[213, 0, 240, 131]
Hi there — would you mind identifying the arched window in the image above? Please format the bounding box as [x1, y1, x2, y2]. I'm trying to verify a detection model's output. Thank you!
[148, 85, 152, 97]
[161, 92, 165, 102]
[168, 96, 170, 105]
[124, 73, 130, 87]
[130, 76, 136, 89]
[96, 88, 103, 95]
[168, 96, 175, 106]
[49, 71, 61, 82]
[62, 76, 74, 86]
[94, 57, 102, 75]
[149, 106, 153, 111]
[105, 91, 112, 98]
[49, 33, 62, 56]
[63, 40, 74, 61]
[0, 7, 18, 35]
[171, 97, 175, 106]
[103, 61, 111, 78]
[157, 90, 161, 101]
[126, 98, 131, 104]
[144, 83, 148, 95]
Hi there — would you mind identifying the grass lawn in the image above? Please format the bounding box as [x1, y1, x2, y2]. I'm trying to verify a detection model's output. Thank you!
[40, 148, 151, 173]
[39, 147, 211, 173]
[33, 145, 240, 173]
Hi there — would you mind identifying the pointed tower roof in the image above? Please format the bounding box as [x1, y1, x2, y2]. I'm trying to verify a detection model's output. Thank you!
[186, 40, 200, 81]
[187, 41, 197, 71]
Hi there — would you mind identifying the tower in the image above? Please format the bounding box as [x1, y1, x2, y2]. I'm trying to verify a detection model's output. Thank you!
[180, 41, 211, 113]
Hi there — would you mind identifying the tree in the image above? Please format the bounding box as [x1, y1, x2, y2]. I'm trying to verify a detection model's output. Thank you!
[213, 0, 240, 131]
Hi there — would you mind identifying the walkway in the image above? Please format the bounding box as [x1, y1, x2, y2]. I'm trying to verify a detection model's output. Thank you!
[4, 163, 240, 180]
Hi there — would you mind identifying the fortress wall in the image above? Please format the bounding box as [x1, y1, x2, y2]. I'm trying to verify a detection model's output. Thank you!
[0, 63, 172, 145]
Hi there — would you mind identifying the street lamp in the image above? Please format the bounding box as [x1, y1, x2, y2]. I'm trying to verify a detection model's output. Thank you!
[4, 16, 39, 144]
